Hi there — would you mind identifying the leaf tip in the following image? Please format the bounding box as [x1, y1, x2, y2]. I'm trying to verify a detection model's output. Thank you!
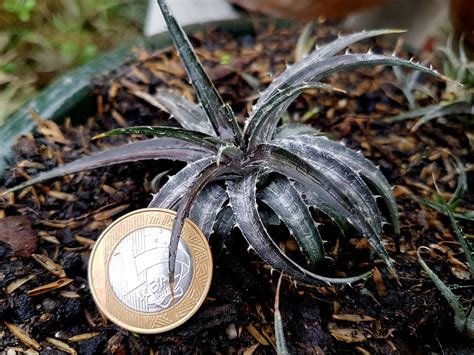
[92, 133, 106, 140]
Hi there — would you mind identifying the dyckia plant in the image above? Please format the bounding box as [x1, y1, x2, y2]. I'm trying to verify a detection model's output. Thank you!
[7, 0, 447, 285]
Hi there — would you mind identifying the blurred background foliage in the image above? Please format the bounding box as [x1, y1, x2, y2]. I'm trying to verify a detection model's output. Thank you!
[0, 0, 146, 124]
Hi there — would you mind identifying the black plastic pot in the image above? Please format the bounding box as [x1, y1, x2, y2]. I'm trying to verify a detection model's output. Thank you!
[0, 18, 288, 178]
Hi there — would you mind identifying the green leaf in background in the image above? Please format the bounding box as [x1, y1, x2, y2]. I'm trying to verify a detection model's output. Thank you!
[3, 0, 37, 22]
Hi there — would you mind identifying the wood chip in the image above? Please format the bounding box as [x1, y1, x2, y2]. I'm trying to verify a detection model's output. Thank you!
[59, 291, 81, 298]
[332, 314, 376, 322]
[6, 274, 36, 294]
[93, 204, 129, 221]
[46, 337, 77, 354]
[329, 327, 371, 343]
[243, 343, 259, 355]
[372, 267, 387, 297]
[30, 111, 71, 145]
[26, 278, 73, 296]
[4, 322, 41, 350]
[47, 190, 78, 202]
[355, 345, 372, 355]
[32, 254, 66, 278]
[0, 216, 38, 257]
[246, 324, 269, 346]
[68, 332, 101, 343]
[74, 235, 96, 246]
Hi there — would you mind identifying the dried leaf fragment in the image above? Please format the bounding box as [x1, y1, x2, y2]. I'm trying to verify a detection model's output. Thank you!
[329, 327, 371, 343]
[6, 274, 36, 294]
[46, 337, 77, 355]
[246, 324, 270, 346]
[243, 343, 259, 355]
[26, 278, 73, 296]
[332, 314, 376, 322]
[4, 322, 41, 350]
[68, 332, 101, 343]
[93, 204, 129, 221]
[47, 190, 78, 202]
[32, 254, 66, 278]
[372, 267, 387, 296]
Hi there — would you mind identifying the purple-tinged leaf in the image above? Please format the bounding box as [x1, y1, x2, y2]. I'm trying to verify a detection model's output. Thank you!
[282, 135, 400, 235]
[247, 53, 447, 147]
[258, 175, 324, 267]
[273, 123, 320, 140]
[133, 88, 214, 135]
[148, 157, 216, 209]
[94, 126, 225, 152]
[213, 205, 235, 247]
[245, 144, 393, 270]
[168, 162, 232, 285]
[273, 140, 383, 235]
[156, 0, 242, 144]
[293, 181, 349, 234]
[228, 171, 372, 285]
[189, 183, 228, 238]
[244, 82, 343, 149]
[257, 29, 407, 106]
[6, 138, 211, 193]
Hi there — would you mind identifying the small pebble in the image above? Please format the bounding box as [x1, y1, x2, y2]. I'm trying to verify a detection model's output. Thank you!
[226, 323, 238, 340]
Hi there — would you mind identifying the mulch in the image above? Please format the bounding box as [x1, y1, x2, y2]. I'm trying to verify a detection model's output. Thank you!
[0, 22, 473, 354]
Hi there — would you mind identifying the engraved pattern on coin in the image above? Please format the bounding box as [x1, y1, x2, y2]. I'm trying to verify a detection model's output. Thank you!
[108, 227, 193, 313]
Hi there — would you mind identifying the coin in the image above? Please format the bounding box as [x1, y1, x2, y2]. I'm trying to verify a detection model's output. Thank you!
[88, 208, 213, 334]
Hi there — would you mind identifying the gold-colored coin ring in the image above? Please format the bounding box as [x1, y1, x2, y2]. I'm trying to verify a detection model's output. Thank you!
[88, 208, 213, 334]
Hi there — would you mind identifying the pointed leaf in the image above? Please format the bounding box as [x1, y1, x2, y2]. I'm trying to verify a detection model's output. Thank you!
[418, 246, 467, 333]
[274, 273, 289, 355]
[168, 162, 231, 285]
[293, 181, 350, 234]
[410, 101, 473, 131]
[258, 175, 324, 267]
[247, 53, 448, 146]
[285, 135, 400, 235]
[156, 0, 241, 143]
[244, 82, 344, 149]
[6, 138, 211, 193]
[228, 171, 372, 285]
[272, 140, 383, 235]
[273, 123, 319, 139]
[245, 144, 393, 270]
[133, 88, 214, 135]
[213, 204, 235, 246]
[258, 30, 407, 106]
[148, 157, 216, 209]
[94, 126, 225, 152]
[189, 183, 228, 238]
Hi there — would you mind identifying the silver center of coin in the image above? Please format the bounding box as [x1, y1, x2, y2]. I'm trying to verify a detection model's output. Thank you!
[108, 227, 193, 313]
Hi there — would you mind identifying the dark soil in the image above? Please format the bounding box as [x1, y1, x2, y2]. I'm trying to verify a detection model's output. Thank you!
[1, 22, 473, 354]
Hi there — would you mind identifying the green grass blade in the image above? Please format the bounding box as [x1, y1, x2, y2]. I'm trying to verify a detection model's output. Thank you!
[417, 246, 467, 333]
[274, 273, 290, 355]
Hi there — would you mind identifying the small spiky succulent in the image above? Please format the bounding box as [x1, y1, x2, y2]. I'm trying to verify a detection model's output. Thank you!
[392, 35, 472, 131]
[7, 0, 446, 284]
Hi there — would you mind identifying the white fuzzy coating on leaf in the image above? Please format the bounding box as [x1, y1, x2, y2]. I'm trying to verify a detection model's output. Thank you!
[280, 135, 400, 235]
[148, 157, 216, 209]
[189, 183, 228, 238]
[228, 171, 372, 285]
[258, 175, 324, 266]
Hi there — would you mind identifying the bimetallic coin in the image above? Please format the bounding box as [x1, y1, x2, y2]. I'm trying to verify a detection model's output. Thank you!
[88, 208, 213, 334]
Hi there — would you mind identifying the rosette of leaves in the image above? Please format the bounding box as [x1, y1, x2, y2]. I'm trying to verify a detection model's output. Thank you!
[392, 35, 473, 131]
[6, 0, 447, 285]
